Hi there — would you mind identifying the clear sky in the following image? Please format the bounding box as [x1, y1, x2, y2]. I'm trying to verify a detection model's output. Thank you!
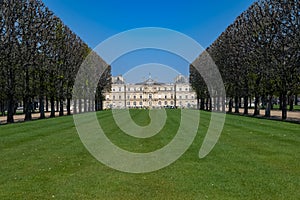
[43, 0, 255, 82]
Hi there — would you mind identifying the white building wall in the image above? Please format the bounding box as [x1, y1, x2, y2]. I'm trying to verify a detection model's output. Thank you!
[104, 76, 197, 109]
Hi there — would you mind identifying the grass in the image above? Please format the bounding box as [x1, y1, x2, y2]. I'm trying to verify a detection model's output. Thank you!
[271, 104, 300, 111]
[0, 109, 299, 199]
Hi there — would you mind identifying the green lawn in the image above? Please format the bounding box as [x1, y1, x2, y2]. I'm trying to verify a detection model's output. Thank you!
[271, 104, 300, 111]
[0, 110, 299, 199]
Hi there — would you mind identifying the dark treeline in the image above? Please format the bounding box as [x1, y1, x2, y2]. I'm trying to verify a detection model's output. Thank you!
[190, 0, 300, 120]
[0, 0, 111, 123]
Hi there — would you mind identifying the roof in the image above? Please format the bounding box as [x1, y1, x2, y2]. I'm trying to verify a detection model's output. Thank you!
[135, 77, 164, 85]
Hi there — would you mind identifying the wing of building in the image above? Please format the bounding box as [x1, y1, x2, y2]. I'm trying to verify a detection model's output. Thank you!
[103, 75, 197, 109]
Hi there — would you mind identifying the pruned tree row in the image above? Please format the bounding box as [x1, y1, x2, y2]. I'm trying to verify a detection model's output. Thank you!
[190, 0, 300, 120]
[0, 0, 111, 123]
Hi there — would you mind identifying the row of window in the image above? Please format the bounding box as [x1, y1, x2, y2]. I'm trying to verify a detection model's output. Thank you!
[126, 101, 173, 106]
[110, 94, 194, 100]
[112, 87, 192, 92]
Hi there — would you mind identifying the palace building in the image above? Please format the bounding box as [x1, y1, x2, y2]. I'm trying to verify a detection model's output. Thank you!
[103, 74, 197, 109]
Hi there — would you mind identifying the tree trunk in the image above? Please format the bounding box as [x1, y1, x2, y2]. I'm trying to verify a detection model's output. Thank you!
[234, 96, 239, 113]
[56, 99, 59, 112]
[95, 99, 98, 111]
[59, 99, 64, 116]
[45, 96, 49, 112]
[265, 95, 272, 118]
[39, 96, 45, 119]
[84, 98, 87, 112]
[249, 98, 252, 109]
[254, 96, 260, 116]
[0, 101, 5, 116]
[222, 96, 226, 112]
[91, 98, 94, 112]
[217, 96, 220, 111]
[67, 98, 71, 115]
[200, 97, 205, 110]
[50, 96, 55, 118]
[279, 94, 283, 110]
[244, 96, 249, 115]
[289, 95, 294, 111]
[282, 92, 287, 120]
[271, 99, 274, 110]
[73, 99, 77, 114]
[24, 97, 32, 121]
[7, 97, 14, 123]
[88, 98, 91, 112]
[295, 94, 298, 105]
[78, 99, 82, 113]
[24, 66, 32, 121]
[228, 98, 233, 113]
[213, 97, 216, 111]
[99, 98, 103, 111]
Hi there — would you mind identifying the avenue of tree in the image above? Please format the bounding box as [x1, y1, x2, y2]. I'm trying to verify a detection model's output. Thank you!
[190, 0, 300, 120]
[0, 0, 111, 123]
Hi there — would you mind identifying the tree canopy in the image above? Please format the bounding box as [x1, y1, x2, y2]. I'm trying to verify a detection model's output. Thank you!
[190, 0, 300, 120]
[0, 0, 111, 123]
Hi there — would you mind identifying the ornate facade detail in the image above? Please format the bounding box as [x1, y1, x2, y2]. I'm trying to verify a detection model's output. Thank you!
[104, 75, 197, 109]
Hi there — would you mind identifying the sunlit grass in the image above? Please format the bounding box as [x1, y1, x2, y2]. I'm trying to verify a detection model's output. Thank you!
[0, 110, 299, 199]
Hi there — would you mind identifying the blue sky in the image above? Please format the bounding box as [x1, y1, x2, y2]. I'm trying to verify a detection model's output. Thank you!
[43, 0, 255, 82]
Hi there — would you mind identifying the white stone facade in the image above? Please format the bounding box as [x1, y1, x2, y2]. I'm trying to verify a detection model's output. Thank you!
[103, 75, 197, 109]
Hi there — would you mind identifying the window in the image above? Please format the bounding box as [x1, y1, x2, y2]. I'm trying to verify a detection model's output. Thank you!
[113, 88, 115, 91]
[140, 95, 142, 99]
[158, 101, 161, 105]
[185, 88, 188, 91]
[165, 101, 167, 105]
[179, 88, 182, 91]
[149, 94, 152, 99]
[171, 94, 173, 99]
[165, 95, 167, 99]
[128, 88, 130, 91]
[140, 88, 142, 91]
[133, 102, 136, 106]
[119, 96, 122, 100]
[179, 96, 182, 99]
[171, 101, 173, 105]
[134, 95, 136, 99]
[127, 102, 130, 105]
[139, 102, 143, 105]
[113, 96, 115, 100]
[185, 95, 188, 99]
[119, 87, 121, 91]
[127, 95, 130, 99]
